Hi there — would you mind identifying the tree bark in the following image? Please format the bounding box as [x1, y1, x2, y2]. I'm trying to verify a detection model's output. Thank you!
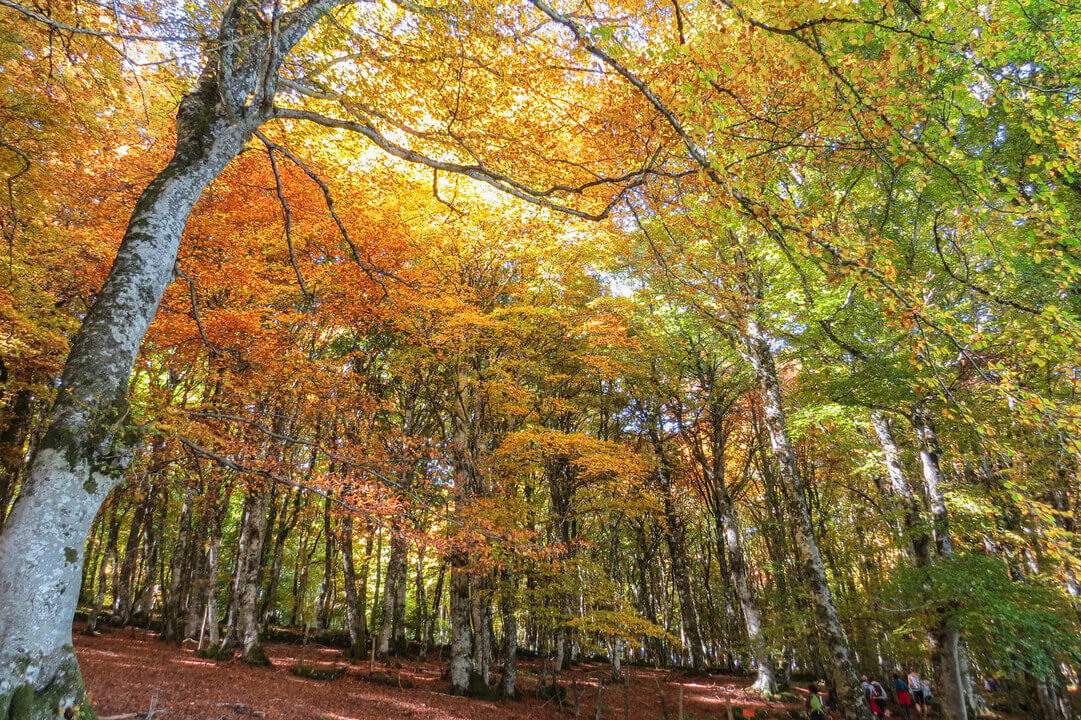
[448, 556, 474, 695]
[225, 483, 272, 664]
[714, 482, 776, 692]
[163, 481, 196, 642]
[910, 404, 968, 720]
[741, 315, 867, 720]
[500, 571, 518, 698]
[0, 1, 340, 710]
[341, 514, 368, 658]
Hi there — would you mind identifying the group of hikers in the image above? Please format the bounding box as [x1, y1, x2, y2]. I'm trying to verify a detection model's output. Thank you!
[807, 670, 932, 719]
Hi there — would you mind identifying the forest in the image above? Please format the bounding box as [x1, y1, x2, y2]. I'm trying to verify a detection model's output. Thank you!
[0, 0, 1077, 718]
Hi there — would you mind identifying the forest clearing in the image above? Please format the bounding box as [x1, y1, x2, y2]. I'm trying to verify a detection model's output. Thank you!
[0, 0, 1079, 718]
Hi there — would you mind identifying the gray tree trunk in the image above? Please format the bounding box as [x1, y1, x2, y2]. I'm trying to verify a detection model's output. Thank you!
[471, 573, 493, 687]
[715, 485, 776, 693]
[741, 315, 868, 720]
[910, 404, 967, 720]
[377, 531, 406, 656]
[500, 571, 518, 698]
[0, 1, 341, 710]
[226, 484, 272, 664]
[871, 411, 933, 566]
[341, 514, 368, 658]
[163, 482, 196, 642]
[448, 557, 474, 695]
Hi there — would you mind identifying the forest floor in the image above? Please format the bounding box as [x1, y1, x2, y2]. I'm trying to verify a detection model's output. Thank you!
[75, 625, 807, 720]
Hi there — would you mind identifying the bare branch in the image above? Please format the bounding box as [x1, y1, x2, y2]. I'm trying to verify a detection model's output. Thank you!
[272, 106, 654, 221]
[255, 130, 311, 297]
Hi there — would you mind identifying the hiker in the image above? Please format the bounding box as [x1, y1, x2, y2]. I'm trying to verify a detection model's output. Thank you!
[869, 678, 889, 720]
[807, 682, 828, 720]
[907, 669, 927, 717]
[893, 673, 913, 720]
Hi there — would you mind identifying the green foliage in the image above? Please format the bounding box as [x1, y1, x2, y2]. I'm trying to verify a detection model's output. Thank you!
[888, 554, 1080, 680]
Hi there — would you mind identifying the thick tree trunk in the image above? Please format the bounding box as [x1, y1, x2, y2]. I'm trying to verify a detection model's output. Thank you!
[226, 484, 272, 665]
[0, 99, 255, 709]
[0, 0, 338, 707]
[448, 557, 474, 695]
[741, 316, 867, 720]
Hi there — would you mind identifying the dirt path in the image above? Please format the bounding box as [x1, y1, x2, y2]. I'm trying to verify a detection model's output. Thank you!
[76, 628, 801, 720]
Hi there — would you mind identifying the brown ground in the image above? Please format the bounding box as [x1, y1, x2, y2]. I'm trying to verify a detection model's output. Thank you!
[76, 627, 803, 720]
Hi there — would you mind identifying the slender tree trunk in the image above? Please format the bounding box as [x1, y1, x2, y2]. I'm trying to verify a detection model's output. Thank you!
[662, 503, 707, 674]
[425, 560, 446, 651]
[471, 572, 493, 686]
[871, 412, 933, 566]
[113, 483, 153, 625]
[377, 531, 401, 656]
[500, 571, 518, 698]
[393, 542, 408, 650]
[163, 482, 196, 642]
[341, 514, 368, 658]
[715, 487, 776, 692]
[741, 315, 867, 720]
[260, 485, 301, 627]
[86, 499, 122, 634]
[315, 496, 336, 631]
[0, 389, 33, 531]
[910, 404, 968, 720]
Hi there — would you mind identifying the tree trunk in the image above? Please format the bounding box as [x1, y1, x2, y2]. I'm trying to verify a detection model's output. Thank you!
[0, 0, 336, 708]
[163, 481, 196, 642]
[377, 531, 405, 657]
[471, 572, 493, 687]
[315, 496, 336, 631]
[448, 557, 474, 695]
[226, 483, 272, 665]
[714, 485, 776, 693]
[0, 389, 33, 531]
[500, 571, 518, 698]
[910, 404, 968, 720]
[741, 315, 867, 720]
[86, 498, 123, 634]
[662, 502, 707, 674]
[341, 514, 368, 658]
[425, 560, 446, 651]
[870, 412, 933, 566]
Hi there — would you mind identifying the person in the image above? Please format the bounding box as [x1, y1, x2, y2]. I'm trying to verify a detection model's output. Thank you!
[907, 669, 926, 717]
[807, 682, 828, 720]
[893, 673, 913, 720]
[869, 679, 889, 720]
